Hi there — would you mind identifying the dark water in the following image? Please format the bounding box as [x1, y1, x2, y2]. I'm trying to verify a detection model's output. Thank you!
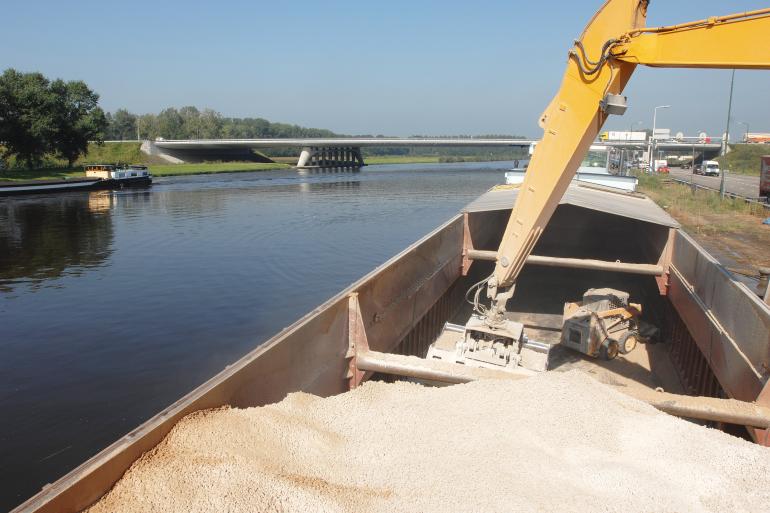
[0, 162, 510, 510]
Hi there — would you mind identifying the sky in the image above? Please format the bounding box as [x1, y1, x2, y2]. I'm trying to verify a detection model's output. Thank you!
[3, 0, 769, 138]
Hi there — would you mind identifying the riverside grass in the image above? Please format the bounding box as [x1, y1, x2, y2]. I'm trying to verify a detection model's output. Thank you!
[1, 141, 516, 181]
[716, 143, 768, 176]
[637, 172, 769, 268]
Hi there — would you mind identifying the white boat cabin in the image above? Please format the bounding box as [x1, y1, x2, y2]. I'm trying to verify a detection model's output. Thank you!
[85, 165, 151, 180]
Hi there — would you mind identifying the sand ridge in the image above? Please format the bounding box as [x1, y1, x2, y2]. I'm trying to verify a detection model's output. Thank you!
[85, 371, 770, 513]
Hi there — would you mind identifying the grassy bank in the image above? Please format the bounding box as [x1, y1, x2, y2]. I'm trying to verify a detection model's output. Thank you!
[1, 141, 291, 181]
[151, 162, 288, 176]
[0, 161, 289, 181]
[365, 155, 515, 165]
[2, 141, 517, 182]
[366, 156, 442, 165]
[715, 144, 769, 176]
[637, 173, 769, 268]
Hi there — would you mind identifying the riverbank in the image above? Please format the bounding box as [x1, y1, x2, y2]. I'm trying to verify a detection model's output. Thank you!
[1, 151, 514, 182]
[637, 173, 769, 270]
[365, 155, 516, 165]
[0, 162, 291, 182]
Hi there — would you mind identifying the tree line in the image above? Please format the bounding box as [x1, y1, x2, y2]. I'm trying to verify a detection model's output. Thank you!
[0, 69, 107, 167]
[1, 68, 529, 168]
[106, 106, 339, 141]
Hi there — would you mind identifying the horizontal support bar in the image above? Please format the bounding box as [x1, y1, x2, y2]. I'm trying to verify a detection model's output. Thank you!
[623, 388, 770, 430]
[465, 249, 498, 261]
[357, 350, 770, 428]
[356, 350, 534, 385]
[464, 250, 664, 276]
[526, 255, 664, 276]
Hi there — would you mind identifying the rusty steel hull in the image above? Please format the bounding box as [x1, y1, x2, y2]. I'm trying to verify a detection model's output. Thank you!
[12, 196, 770, 513]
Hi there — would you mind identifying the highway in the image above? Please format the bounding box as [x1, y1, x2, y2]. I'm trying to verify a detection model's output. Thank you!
[668, 168, 764, 200]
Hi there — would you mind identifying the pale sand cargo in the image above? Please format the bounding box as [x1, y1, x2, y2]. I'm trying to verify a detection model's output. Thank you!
[85, 371, 770, 513]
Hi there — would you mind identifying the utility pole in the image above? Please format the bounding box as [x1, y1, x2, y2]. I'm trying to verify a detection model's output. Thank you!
[720, 69, 735, 199]
[629, 121, 642, 173]
[650, 106, 670, 174]
[691, 130, 700, 192]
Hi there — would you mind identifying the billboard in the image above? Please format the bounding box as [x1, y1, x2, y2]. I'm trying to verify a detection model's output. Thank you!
[600, 131, 647, 142]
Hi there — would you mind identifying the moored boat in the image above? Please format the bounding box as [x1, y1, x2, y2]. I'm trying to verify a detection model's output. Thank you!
[84, 164, 152, 188]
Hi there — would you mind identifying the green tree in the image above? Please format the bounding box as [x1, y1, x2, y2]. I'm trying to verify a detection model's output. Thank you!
[156, 108, 184, 139]
[178, 106, 200, 138]
[49, 79, 107, 167]
[108, 108, 137, 140]
[0, 69, 57, 167]
[198, 108, 222, 139]
[136, 113, 157, 140]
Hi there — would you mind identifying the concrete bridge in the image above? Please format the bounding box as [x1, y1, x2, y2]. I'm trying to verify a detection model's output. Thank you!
[140, 137, 724, 169]
[141, 138, 534, 168]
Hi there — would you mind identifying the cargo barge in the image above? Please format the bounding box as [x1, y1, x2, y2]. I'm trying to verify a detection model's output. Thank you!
[0, 165, 152, 197]
[12, 181, 770, 513]
[12, 1, 770, 510]
[0, 177, 103, 196]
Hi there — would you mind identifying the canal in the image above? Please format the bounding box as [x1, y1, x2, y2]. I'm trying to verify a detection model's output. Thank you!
[0, 161, 511, 510]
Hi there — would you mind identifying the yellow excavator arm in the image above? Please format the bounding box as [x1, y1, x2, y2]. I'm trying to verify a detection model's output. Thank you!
[488, 0, 770, 316]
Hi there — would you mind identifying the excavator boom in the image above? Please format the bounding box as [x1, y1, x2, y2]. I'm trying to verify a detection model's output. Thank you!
[492, 1, 770, 301]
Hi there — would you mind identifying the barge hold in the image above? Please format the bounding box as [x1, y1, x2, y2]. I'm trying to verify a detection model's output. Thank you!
[12, 1, 770, 511]
[13, 181, 770, 513]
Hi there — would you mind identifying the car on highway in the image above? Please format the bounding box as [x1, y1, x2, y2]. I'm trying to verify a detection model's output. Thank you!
[657, 165, 670, 174]
[702, 160, 721, 177]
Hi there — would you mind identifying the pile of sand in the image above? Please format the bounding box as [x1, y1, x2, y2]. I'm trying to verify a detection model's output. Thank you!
[86, 371, 770, 513]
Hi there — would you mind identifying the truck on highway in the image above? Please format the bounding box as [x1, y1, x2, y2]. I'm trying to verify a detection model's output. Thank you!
[761, 155, 770, 198]
[701, 160, 721, 177]
[745, 132, 770, 144]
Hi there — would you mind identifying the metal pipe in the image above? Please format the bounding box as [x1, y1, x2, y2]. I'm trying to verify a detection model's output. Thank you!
[526, 255, 664, 275]
[355, 350, 532, 385]
[465, 249, 497, 261]
[626, 389, 770, 429]
[355, 351, 770, 428]
[464, 250, 664, 276]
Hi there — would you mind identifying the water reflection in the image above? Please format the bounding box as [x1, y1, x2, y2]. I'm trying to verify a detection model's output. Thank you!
[0, 163, 510, 510]
[0, 192, 115, 291]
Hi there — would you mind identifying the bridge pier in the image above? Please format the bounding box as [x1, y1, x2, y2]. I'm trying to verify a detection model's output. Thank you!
[296, 146, 365, 169]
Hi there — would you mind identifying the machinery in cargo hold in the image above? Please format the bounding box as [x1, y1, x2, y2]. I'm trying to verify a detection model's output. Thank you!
[561, 289, 642, 360]
[427, 0, 770, 373]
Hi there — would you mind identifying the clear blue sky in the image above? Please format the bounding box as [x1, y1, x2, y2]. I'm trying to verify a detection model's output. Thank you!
[3, 0, 769, 138]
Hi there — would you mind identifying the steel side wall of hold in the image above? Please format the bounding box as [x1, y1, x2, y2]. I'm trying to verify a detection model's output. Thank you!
[12, 215, 467, 513]
[671, 231, 770, 382]
[668, 271, 762, 403]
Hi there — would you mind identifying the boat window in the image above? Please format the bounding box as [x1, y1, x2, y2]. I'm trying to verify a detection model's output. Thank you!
[131, 172, 137, 177]
[581, 149, 609, 169]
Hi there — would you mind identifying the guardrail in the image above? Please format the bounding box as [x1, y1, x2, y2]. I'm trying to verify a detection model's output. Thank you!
[669, 177, 770, 210]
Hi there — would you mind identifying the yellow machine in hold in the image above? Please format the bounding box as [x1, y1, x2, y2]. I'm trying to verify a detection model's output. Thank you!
[428, 1, 770, 373]
[562, 288, 643, 360]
